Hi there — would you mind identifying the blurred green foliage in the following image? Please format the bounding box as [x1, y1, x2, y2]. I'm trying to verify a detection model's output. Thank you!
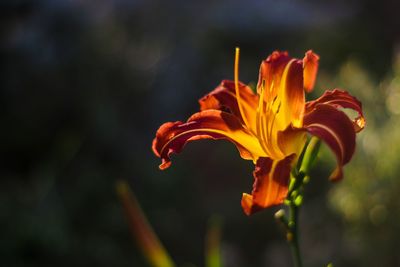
[328, 53, 400, 266]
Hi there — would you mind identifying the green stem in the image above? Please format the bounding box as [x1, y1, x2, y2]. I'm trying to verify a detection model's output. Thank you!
[283, 137, 321, 267]
[288, 202, 302, 267]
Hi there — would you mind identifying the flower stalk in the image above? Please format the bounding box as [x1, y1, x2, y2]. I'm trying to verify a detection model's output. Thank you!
[288, 201, 302, 267]
[276, 137, 321, 267]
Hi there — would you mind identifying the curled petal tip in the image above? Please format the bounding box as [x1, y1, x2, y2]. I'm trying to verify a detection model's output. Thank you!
[303, 50, 320, 92]
[152, 110, 265, 171]
[329, 167, 343, 182]
[354, 116, 366, 132]
[305, 89, 365, 133]
[305, 50, 320, 59]
[152, 138, 161, 157]
[241, 193, 264, 216]
[241, 193, 254, 216]
[266, 51, 289, 63]
[159, 160, 171, 170]
[304, 104, 356, 182]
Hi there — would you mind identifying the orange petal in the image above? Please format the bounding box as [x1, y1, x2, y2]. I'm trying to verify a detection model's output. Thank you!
[303, 104, 356, 181]
[277, 125, 307, 156]
[152, 110, 265, 170]
[305, 89, 365, 132]
[255, 52, 305, 158]
[241, 154, 296, 215]
[257, 51, 291, 102]
[279, 58, 305, 128]
[258, 52, 305, 128]
[199, 80, 259, 133]
[303, 50, 319, 92]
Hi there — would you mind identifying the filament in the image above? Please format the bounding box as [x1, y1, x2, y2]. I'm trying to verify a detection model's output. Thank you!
[234, 48, 251, 128]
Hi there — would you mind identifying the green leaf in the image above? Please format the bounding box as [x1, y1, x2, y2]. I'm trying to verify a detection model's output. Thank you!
[116, 180, 176, 267]
[205, 216, 223, 267]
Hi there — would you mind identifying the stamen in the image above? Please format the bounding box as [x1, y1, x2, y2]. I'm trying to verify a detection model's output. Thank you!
[266, 59, 297, 158]
[234, 48, 250, 128]
[263, 81, 277, 154]
[276, 102, 282, 114]
[256, 77, 279, 157]
[267, 101, 281, 158]
[272, 95, 278, 105]
[256, 80, 270, 154]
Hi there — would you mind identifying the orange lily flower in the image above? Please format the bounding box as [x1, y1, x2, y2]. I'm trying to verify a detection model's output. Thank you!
[152, 49, 365, 215]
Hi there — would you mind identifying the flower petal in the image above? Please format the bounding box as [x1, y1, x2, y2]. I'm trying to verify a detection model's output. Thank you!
[256, 51, 305, 159]
[303, 50, 319, 92]
[257, 51, 307, 127]
[278, 58, 305, 128]
[303, 103, 356, 181]
[152, 110, 265, 170]
[277, 125, 307, 156]
[199, 80, 259, 133]
[257, 51, 291, 102]
[305, 89, 365, 132]
[241, 154, 296, 215]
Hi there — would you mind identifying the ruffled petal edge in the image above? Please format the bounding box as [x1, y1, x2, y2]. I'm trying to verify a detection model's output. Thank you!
[303, 103, 357, 181]
[306, 89, 365, 132]
[241, 154, 296, 215]
[152, 110, 265, 170]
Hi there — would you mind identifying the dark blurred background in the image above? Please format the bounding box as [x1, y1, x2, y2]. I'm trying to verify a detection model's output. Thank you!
[2, 0, 400, 266]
